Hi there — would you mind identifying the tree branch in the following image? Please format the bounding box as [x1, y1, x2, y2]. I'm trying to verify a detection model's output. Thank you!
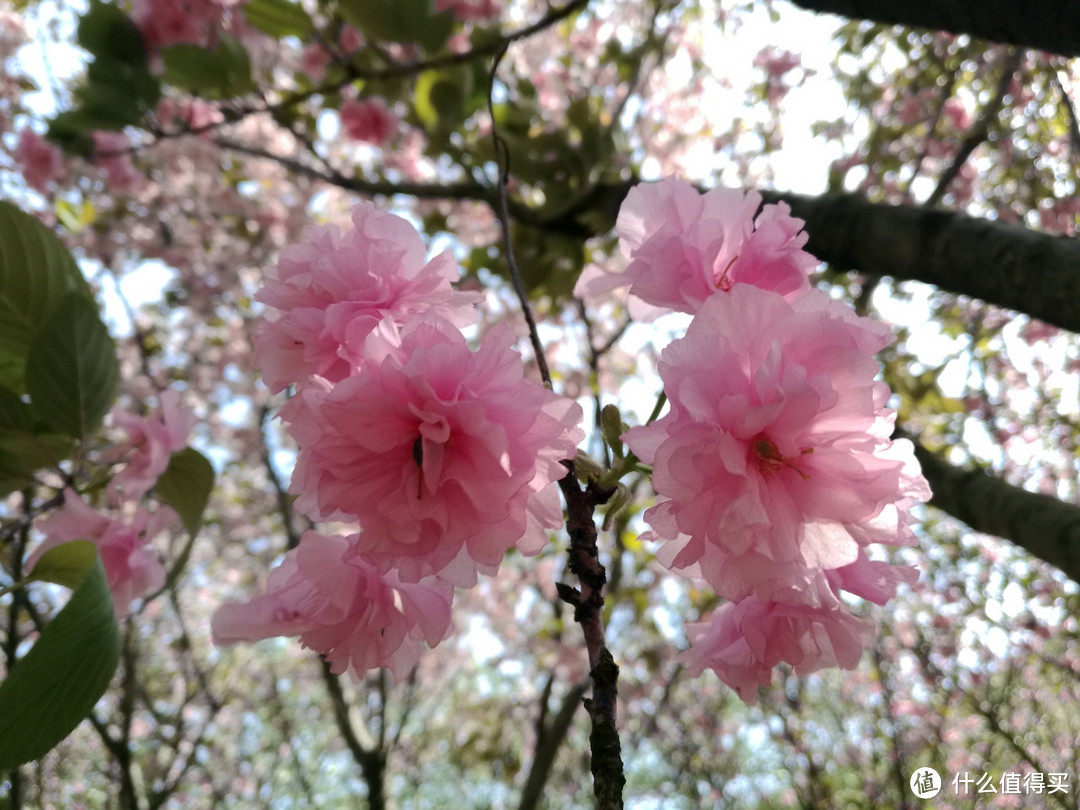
[785, 0, 1080, 59]
[555, 467, 624, 809]
[518, 677, 588, 810]
[319, 661, 386, 810]
[925, 49, 1021, 208]
[758, 189, 1080, 334]
[900, 430, 1080, 586]
[215, 133, 1080, 337]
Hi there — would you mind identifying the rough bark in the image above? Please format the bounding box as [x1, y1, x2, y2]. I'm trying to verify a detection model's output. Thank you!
[758, 190, 1080, 335]
[903, 431, 1080, 586]
[556, 469, 624, 810]
[785, 0, 1080, 59]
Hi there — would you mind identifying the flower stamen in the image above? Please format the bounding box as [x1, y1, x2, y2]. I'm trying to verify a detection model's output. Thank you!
[752, 436, 812, 480]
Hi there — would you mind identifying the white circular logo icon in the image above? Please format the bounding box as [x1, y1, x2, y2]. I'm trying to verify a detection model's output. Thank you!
[910, 767, 942, 799]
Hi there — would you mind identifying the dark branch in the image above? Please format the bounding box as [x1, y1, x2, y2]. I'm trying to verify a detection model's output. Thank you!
[758, 189, 1080, 334]
[556, 467, 624, 809]
[785, 0, 1080, 59]
[925, 50, 1020, 208]
[901, 430, 1080, 586]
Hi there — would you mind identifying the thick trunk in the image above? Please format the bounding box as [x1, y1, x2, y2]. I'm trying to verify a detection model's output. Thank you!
[785, 0, 1080, 58]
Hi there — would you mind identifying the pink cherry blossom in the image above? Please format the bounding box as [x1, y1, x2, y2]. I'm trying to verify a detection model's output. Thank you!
[107, 390, 197, 503]
[27, 489, 172, 618]
[13, 128, 64, 193]
[131, 0, 222, 52]
[574, 178, 817, 315]
[300, 42, 331, 79]
[253, 200, 480, 393]
[156, 97, 223, 133]
[279, 318, 584, 583]
[93, 131, 144, 194]
[678, 595, 875, 705]
[623, 285, 928, 603]
[436, 0, 502, 21]
[752, 47, 802, 81]
[339, 98, 397, 145]
[942, 97, 973, 131]
[211, 531, 453, 680]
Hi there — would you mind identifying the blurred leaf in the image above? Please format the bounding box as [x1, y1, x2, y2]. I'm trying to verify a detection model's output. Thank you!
[30, 540, 99, 590]
[0, 542, 120, 771]
[414, 67, 472, 131]
[0, 431, 74, 496]
[24, 293, 119, 440]
[243, 0, 314, 38]
[156, 447, 215, 536]
[77, 0, 146, 65]
[339, 0, 442, 45]
[55, 198, 96, 234]
[161, 35, 255, 99]
[0, 202, 91, 374]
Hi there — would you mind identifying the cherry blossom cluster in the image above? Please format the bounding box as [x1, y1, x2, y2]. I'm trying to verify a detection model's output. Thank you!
[582, 178, 930, 704]
[12, 127, 147, 196]
[213, 202, 585, 678]
[27, 391, 196, 617]
[436, 0, 503, 22]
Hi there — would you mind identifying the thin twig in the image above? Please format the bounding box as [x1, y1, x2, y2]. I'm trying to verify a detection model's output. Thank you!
[926, 49, 1021, 208]
[487, 44, 552, 387]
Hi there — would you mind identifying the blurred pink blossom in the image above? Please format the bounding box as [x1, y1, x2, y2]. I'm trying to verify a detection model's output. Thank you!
[339, 98, 396, 145]
[14, 128, 63, 193]
[107, 390, 197, 503]
[211, 531, 453, 679]
[436, 0, 501, 21]
[156, 97, 223, 133]
[679, 596, 875, 705]
[623, 285, 928, 604]
[300, 42, 331, 79]
[575, 178, 817, 315]
[27, 489, 172, 618]
[93, 131, 144, 194]
[253, 201, 480, 392]
[942, 96, 973, 130]
[280, 319, 584, 583]
[131, 0, 222, 51]
[753, 47, 802, 80]
[339, 25, 364, 54]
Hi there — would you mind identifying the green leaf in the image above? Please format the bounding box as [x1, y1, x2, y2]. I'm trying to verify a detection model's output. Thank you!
[30, 540, 99, 590]
[55, 199, 96, 234]
[339, 0, 437, 44]
[243, 0, 314, 38]
[161, 35, 254, 99]
[24, 293, 119, 440]
[0, 541, 121, 771]
[77, 0, 146, 66]
[0, 432, 74, 496]
[155, 447, 214, 536]
[0, 202, 90, 369]
[414, 66, 471, 131]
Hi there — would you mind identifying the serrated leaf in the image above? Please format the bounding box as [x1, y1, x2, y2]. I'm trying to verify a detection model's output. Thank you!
[0, 202, 90, 369]
[155, 447, 214, 536]
[243, 0, 314, 38]
[24, 293, 119, 440]
[0, 542, 121, 770]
